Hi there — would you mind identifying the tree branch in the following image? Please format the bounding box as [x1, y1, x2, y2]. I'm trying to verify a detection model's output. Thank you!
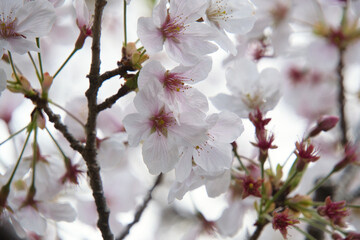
[337, 49, 348, 146]
[97, 84, 131, 112]
[116, 174, 163, 240]
[83, 0, 113, 239]
[98, 63, 132, 86]
[248, 221, 268, 240]
[27, 95, 84, 153]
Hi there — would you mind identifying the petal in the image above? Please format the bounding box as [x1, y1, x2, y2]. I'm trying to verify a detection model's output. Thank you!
[137, 61, 166, 90]
[142, 133, 180, 174]
[16, 0, 56, 38]
[226, 58, 259, 93]
[137, 17, 164, 54]
[17, 207, 47, 235]
[170, 0, 207, 23]
[39, 202, 77, 222]
[205, 170, 231, 197]
[210, 94, 249, 118]
[152, 0, 168, 27]
[193, 141, 232, 172]
[7, 38, 39, 54]
[306, 39, 339, 72]
[175, 147, 193, 182]
[172, 57, 212, 83]
[122, 113, 151, 146]
[207, 111, 244, 143]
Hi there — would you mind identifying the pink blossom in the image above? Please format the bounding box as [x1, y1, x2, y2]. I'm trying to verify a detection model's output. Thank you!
[138, 58, 212, 116]
[123, 81, 207, 174]
[204, 0, 256, 54]
[137, 0, 218, 65]
[175, 111, 243, 181]
[211, 58, 282, 118]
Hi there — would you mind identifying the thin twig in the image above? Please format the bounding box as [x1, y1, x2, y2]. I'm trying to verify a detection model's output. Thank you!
[116, 174, 163, 240]
[98, 64, 130, 86]
[27, 94, 84, 153]
[97, 84, 131, 112]
[248, 221, 268, 240]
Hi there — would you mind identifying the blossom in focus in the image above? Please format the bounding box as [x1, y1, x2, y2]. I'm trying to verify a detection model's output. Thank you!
[272, 208, 300, 239]
[204, 0, 256, 54]
[175, 111, 243, 181]
[0, 0, 56, 55]
[138, 58, 212, 116]
[137, 0, 218, 65]
[123, 81, 207, 174]
[211, 58, 281, 118]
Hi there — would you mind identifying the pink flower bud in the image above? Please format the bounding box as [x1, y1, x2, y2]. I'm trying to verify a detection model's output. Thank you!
[309, 115, 339, 137]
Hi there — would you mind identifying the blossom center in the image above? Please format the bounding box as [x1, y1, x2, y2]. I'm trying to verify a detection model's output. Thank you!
[206, 0, 231, 27]
[242, 92, 265, 110]
[0, 13, 22, 39]
[150, 107, 176, 137]
[162, 71, 190, 93]
[161, 14, 185, 42]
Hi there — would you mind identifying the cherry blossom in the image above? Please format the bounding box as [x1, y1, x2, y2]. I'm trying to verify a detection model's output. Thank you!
[175, 111, 243, 181]
[204, 0, 256, 54]
[123, 81, 207, 174]
[138, 58, 212, 116]
[0, 0, 56, 55]
[272, 208, 300, 239]
[137, 0, 218, 65]
[211, 58, 282, 118]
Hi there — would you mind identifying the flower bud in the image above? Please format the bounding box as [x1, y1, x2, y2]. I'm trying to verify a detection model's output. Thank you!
[309, 115, 339, 137]
[42, 72, 53, 93]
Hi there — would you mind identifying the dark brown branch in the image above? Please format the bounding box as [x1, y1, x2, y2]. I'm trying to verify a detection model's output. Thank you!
[248, 221, 268, 240]
[98, 63, 132, 86]
[97, 84, 131, 112]
[337, 49, 348, 146]
[116, 174, 163, 240]
[27, 95, 84, 153]
[84, 0, 113, 239]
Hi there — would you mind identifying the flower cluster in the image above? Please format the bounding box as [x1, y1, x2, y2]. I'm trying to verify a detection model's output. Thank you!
[0, 0, 360, 240]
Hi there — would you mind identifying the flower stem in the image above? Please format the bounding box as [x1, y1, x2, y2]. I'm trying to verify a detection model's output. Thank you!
[232, 145, 249, 174]
[264, 171, 298, 213]
[45, 126, 67, 159]
[307, 170, 334, 195]
[30, 126, 38, 191]
[5, 128, 32, 186]
[53, 48, 78, 79]
[123, 0, 127, 46]
[8, 51, 19, 82]
[293, 226, 317, 240]
[36, 38, 44, 83]
[28, 52, 41, 81]
[0, 125, 27, 146]
[48, 100, 86, 128]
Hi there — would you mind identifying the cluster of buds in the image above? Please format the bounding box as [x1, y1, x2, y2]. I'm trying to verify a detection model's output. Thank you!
[294, 139, 320, 171]
[272, 208, 300, 239]
[120, 42, 149, 71]
[249, 109, 277, 163]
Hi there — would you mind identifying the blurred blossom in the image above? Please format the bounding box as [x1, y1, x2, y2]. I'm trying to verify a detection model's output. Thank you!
[211, 58, 282, 118]
[137, 0, 218, 65]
